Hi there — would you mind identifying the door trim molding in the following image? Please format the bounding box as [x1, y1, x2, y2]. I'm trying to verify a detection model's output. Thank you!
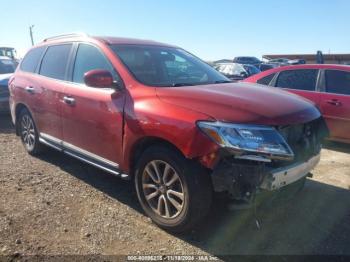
[39, 132, 127, 179]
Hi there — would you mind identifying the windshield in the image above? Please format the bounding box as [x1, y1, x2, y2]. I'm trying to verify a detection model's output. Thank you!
[0, 59, 16, 74]
[110, 44, 229, 87]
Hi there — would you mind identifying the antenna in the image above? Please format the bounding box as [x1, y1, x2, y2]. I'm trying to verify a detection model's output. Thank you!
[29, 25, 35, 46]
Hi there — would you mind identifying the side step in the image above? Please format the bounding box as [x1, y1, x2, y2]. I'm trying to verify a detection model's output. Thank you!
[39, 137, 130, 180]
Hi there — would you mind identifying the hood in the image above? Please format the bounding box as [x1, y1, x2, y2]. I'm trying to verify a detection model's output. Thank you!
[156, 82, 321, 126]
[0, 74, 12, 86]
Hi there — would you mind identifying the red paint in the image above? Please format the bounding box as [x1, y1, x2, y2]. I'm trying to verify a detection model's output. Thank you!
[10, 36, 321, 174]
[244, 64, 350, 143]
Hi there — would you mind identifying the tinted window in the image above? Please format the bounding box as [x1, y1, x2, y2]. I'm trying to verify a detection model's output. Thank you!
[40, 44, 72, 80]
[275, 69, 318, 91]
[20, 47, 45, 73]
[257, 73, 275, 85]
[325, 70, 350, 95]
[73, 44, 116, 84]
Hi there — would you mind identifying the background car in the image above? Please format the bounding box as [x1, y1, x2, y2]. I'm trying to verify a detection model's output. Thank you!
[267, 58, 307, 66]
[0, 47, 19, 66]
[267, 58, 291, 67]
[243, 64, 350, 144]
[259, 58, 291, 71]
[0, 56, 16, 112]
[233, 56, 262, 67]
[214, 62, 249, 81]
[242, 64, 261, 76]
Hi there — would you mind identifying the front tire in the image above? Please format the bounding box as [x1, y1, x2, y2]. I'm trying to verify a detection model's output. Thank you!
[135, 146, 213, 233]
[19, 109, 43, 155]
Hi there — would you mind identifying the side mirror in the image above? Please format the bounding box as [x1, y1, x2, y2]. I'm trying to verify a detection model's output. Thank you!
[84, 69, 115, 88]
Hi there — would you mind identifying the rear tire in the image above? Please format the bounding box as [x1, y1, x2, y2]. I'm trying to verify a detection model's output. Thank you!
[18, 108, 43, 155]
[134, 146, 213, 233]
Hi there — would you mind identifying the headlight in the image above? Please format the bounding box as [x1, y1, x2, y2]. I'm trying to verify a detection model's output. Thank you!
[197, 121, 294, 161]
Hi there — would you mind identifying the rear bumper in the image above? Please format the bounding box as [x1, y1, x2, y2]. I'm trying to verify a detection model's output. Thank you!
[260, 153, 320, 191]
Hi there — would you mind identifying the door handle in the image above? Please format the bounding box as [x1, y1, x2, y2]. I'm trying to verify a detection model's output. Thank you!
[326, 99, 342, 106]
[63, 96, 76, 106]
[25, 86, 35, 94]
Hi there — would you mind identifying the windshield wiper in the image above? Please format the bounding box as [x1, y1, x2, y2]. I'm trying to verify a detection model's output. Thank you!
[213, 80, 232, 84]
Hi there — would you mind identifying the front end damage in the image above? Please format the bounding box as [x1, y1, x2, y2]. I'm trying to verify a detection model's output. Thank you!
[209, 117, 328, 200]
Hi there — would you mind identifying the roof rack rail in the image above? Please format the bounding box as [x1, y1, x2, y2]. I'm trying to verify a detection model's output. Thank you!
[43, 32, 89, 42]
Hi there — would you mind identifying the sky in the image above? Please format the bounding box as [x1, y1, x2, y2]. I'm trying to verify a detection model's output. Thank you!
[1, 0, 350, 60]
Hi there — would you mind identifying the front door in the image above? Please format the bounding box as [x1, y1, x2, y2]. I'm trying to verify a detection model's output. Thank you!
[61, 43, 125, 168]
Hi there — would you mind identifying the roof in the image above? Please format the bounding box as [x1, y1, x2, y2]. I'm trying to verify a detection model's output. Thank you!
[41, 33, 175, 47]
[255, 64, 350, 78]
[270, 64, 350, 70]
[94, 36, 175, 47]
[263, 54, 350, 61]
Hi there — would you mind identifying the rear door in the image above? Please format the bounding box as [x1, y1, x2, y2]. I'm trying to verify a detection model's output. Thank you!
[319, 69, 350, 142]
[36, 44, 73, 142]
[61, 43, 125, 167]
[12, 46, 46, 123]
[273, 69, 320, 105]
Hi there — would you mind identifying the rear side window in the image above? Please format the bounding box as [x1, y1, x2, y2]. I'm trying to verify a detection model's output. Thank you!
[325, 70, 350, 95]
[275, 69, 318, 91]
[257, 73, 275, 85]
[40, 44, 72, 80]
[20, 47, 45, 73]
[73, 44, 115, 84]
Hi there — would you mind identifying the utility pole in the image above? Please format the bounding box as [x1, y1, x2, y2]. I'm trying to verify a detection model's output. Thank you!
[29, 25, 35, 46]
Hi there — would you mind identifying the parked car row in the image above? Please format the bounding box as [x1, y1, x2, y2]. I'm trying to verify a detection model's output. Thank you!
[243, 64, 350, 144]
[8, 34, 328, 232]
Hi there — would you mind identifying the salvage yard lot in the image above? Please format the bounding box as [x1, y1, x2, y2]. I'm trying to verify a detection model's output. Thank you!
[0, 114, 349, 257]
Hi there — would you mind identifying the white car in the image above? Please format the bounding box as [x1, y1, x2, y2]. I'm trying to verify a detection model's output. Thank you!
[0, 56, 16, 112]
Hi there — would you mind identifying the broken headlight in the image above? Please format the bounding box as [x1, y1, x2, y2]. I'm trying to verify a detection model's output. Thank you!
[197, 121, 294, 161]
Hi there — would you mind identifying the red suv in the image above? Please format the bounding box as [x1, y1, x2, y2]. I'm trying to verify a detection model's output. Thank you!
[9, 34, 327, 232]
[244, 64, 350, 144]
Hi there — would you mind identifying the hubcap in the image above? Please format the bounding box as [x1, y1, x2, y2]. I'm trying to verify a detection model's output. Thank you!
[21, 115, 35, 150]
[142, 160, 185, 219]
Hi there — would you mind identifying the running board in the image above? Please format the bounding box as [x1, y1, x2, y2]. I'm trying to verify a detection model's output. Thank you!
[39, 136, 130, 180]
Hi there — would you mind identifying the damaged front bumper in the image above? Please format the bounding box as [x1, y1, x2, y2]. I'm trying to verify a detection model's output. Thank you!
[260, 153, 320, 191]
[211, 152, 320, 199]
[208, 117, 327, 200]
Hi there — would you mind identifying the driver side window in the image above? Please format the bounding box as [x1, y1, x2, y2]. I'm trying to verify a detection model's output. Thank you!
[73, 43, 118, 84]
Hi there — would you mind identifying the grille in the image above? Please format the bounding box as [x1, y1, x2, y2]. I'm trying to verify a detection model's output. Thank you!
[278, 118, 324, 164]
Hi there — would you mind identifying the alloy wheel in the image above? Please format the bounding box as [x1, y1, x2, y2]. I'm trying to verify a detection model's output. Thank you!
[142, 160, 185, 219]
[21, 114, 36, 150]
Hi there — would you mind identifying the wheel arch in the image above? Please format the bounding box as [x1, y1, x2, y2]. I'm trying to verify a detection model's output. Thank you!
[128, 136, 185, 179]
[14, 103, 31, 136]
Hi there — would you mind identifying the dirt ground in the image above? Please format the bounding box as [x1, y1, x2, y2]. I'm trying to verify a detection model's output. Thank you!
[0, 113, 349, 259]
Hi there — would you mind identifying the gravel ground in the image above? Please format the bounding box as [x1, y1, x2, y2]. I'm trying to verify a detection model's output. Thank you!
[0, 113, 349, 259]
